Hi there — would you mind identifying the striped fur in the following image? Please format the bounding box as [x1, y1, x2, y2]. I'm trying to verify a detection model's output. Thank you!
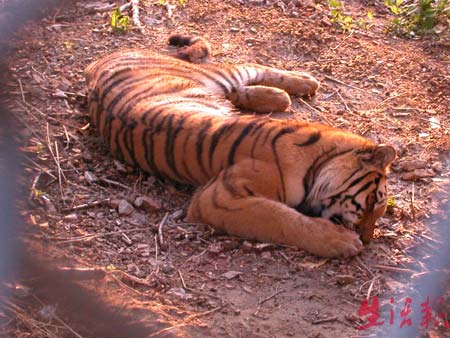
[85, 37, 396, 258]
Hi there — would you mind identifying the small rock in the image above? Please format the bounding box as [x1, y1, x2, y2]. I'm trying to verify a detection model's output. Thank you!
[254, 243, 274, 252]
[432, 161, 443, 173]
[171, 209, 184, 221]
[84, 171, 98, 183]
[221, 271, 243, 280]
[234, 309, 241, 316]
[208, 243, 222, 254]
[168, 287, 192, 300]
[261, 251, 272, 260]
[162, 264, 175, 275]
[397, 159, 427, 172]
[64, 213, 78, 221]
[335, 274, 355, 285]
[134, 196, 161, 212]
[38, 305, 57, 321]
[118, 199, 134, 216]
[221, 240, 240, 251]
[401, 169, 435, 181]
[230, 27, 239, 33]
[128, 212, 147, 226]
[113, 160, 128, 173]
[241, 241, 253, 252]
[108, 199, 121, 209]
[121, 233, 133, 245]
[41, 195, 57, 213]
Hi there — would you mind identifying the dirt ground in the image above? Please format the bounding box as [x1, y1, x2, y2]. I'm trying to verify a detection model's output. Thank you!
[1, 0, 450, 337]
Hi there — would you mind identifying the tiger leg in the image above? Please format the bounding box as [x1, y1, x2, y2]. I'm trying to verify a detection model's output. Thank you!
[236, 64, 320, 97]
[186, 164, 363, 258]
[227, 85, 291, 113]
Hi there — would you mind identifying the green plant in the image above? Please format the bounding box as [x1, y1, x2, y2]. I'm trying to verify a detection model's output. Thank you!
[328, 0, 373, 32]
[384, 0, 450, 35]
[110, 8, 130, 32]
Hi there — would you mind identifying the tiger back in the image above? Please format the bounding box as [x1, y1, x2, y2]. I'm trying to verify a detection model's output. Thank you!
[85, 35, 396, 258]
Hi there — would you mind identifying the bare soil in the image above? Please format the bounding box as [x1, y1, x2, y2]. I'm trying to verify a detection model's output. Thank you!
[1, 0, 450, 337]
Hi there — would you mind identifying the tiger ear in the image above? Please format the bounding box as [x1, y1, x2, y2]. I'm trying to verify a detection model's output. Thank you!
[368, 145, 396, 169]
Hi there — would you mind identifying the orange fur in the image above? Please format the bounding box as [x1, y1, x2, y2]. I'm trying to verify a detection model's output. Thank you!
[84, 36, 395, 258]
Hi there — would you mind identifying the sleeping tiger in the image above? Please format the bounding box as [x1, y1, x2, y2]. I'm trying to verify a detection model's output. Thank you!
[84, 34, 396, 258]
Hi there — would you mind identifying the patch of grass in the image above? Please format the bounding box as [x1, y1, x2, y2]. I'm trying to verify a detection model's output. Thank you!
[384, 0, 450, 36]
[327, 0, 373, 32]
[110, 8, 130, 33]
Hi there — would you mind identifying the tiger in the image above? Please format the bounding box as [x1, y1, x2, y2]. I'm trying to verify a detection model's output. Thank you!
[84, 34, 396, 258]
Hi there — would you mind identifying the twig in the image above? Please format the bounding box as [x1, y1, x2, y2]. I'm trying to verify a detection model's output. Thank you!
[366, 275, 379, 300]
[158, 212, 169, 249]
[99, 177, 130, 190]
[61, 199, 110, 212]
[31, 294, 85, 338]
[297, 98, 332, 124]
[312, 316, 338, 325]
[18, 78, 26, 104]
[177, 269, 223, 301]
[54, 140, 65, 203]
[254, 282, 284, 316]
[324, 75, 365, 92]
[258, 283, 284, 305]
[54, 227, 155, 244]
[148, 306, 223, 338]
[410, 182, 416, 222]
[335, 89, 351, 112]
[355, 256, 375, 278]
[372, 264, 417, 274]
[153, 234, 159, 275]
[130, 0, 143, 30]
[118, 2, 131, 13]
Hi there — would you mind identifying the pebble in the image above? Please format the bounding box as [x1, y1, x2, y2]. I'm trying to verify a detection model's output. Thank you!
[64, 213, 78, 221]
[432, 161, 443, 173]
[118, 199, 134, 216]
[84, 171, 98, 183]
[397, 159, 427, 172]
[401, 169, 435, 181]
[241, 240, 253, 252]
[134, 196, 161, 212]
[230, 27, 239, 33]
[335, 274, 355, 285]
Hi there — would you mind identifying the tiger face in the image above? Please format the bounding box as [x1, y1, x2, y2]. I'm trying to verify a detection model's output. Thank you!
[298, 145, 396, 243]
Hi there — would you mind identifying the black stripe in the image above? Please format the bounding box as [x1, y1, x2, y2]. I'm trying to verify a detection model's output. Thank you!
[196, 119, 213, 179]
[227, 122, 256, 166]
[271, 127, 296, 202]
[295, 131, 321, 147]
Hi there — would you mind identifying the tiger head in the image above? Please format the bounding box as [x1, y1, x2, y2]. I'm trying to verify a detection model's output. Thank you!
[298, 145, 396, 244]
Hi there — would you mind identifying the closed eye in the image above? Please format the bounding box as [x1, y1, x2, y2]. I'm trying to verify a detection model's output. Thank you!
[330, 214, 344, 225]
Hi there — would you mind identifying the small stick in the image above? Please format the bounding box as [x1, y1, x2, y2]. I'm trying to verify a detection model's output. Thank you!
[154, 234, 159, 275]
[148, 306, 223, 338]
[99, 177, 130, 190]
[258, 283, 284, 305]
[54, 227, 155, 244]
[130, 0, 143, 29]
[324, 75, 365, 92]
[177, 269, 223, 301]
[54, 140, 65, 203]
[298, 98, 332, 124]
[335, 89, 351, 112]
[118, 2, 131, 13]
[18, 78, 26, 104]
[158, 212, 169, 249]
[31, 294, 85, 338]
[61, 199, 110, 212]
[356, 256, 375, 278]
[366, 275, 378, 300]
[312, 316, 338, 325]
[410, 182, 416, 222]
[372, 264, 417, 274]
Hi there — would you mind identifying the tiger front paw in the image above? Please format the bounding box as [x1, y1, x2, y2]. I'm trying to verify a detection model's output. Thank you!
[306, 218, 363, 258]
[284, 71, 320, 97]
